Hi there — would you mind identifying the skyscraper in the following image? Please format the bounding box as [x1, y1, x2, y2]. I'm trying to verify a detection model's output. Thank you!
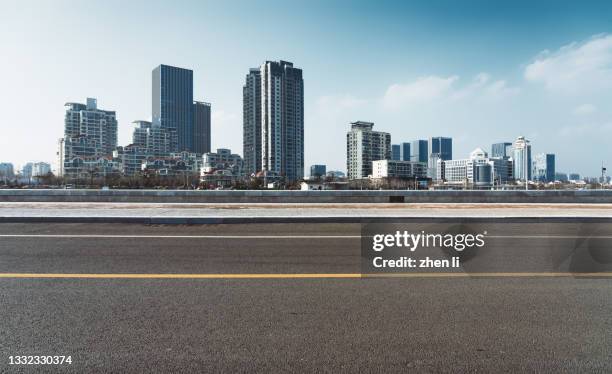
[346, 121, 391, 180]
[391, 145, 401, 160]
[243, 68, 262, 176]
[533, 153, 555, 182]
[152, 64, 194, 152]
[400, 142, 411, 161]
[491, 142, 512, 158]
[243, 60, 304, 182]
[192, 101, 211, 155]
[512, 136, 532, 181]
[411, 140, 428, 163]
[428, 137, 452, 178]
[428, 137, 453, 161]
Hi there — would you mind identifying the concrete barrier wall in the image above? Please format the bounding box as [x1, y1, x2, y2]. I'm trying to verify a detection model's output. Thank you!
[1, 189, 612, 203]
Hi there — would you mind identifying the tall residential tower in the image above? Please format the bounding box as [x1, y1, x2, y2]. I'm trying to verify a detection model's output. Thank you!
[346, 121, 391, 180]
[243, 60, 304, 181]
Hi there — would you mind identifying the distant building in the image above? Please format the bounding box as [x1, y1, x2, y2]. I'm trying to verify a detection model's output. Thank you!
[192, 101, 211, 155]
[62, 98, 118, 179]
[64, 98, 117, 155]
[202, 148, 243, 176]
[200, 148, 244, 187]
[391, 145, 401, 161]
[371, 160, 427, 179]
[243, 68, 262, 177]
[555, 172, 568, 182]
[300, 180, 349, 191]
[242, 61, 304, 181]
[309, 164, 327, 179]
[399, 143, 411, 161]
[512, 136, 532, 181]
[533, 153, 555, 182]
[113, 145, 147, 177]
[491, 142, 513, 159]
[411, 140, 428, 163]
[392, 143, 411, 161]
[428, 137, 452, 179]
[21, 163, 33, 179]
[32, 162, 51, 177]
[143, 152, 202, 177]
[261, 61, 304, 182]
[152, 64, 193, 152]
[0, 163, 15, 181]
[326, 170, 346, 179]
[436, 148, 507, 188]
[132, 120, 172, 157]
[568, 173, 581, 181]
[346, 121, 391, 180]
[429, 137, 452, 161]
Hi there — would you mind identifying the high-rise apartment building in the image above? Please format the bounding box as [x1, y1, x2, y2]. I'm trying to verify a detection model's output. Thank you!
[63, 98, 117, 156]
[61, 98, 118, 177]
[132, 120, 172, 157]
[512, 136, 532, 181]
[243, 68, 262, 176]
[346, 121, 391, 180]
[533, 153, 555, 182]
[491, 142, 512, 158]
[193, 101, 211, 155]
[243, 61, 304, 181]
[152, 64, 194, 152]
[0, 163, 14, 182]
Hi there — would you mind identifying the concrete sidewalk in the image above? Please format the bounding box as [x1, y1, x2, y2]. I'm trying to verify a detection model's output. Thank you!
[1, 202, 612, 223]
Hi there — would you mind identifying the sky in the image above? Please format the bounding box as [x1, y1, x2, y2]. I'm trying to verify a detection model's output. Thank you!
[1, 0, 611, 177]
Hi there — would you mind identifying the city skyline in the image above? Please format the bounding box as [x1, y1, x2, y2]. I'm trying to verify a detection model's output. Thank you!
[1, 1, 612, 176]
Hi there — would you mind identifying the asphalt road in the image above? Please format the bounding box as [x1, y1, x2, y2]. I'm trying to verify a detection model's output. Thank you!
[1, 222, 612, 372]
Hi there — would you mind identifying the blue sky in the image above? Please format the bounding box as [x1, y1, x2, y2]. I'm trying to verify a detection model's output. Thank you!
[1, 0, 611, 176]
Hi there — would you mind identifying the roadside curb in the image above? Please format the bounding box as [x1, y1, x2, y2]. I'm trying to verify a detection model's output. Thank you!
[2, 216, 612, 224]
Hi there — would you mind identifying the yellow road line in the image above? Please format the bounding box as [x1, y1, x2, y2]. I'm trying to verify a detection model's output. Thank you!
[1, 272, 612, 279]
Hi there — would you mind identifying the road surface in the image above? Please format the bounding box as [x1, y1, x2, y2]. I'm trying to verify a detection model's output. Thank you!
[1, 222, 612, 372]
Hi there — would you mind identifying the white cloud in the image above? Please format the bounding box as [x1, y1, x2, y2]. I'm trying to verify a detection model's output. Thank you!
[559, 121, 612, 137]
[524, 34, 612, 93]
[315, 94, 367, 117]
[381, 73, 518, 109]
[572, 103, 597, 116]
[382, 75, 458, 109]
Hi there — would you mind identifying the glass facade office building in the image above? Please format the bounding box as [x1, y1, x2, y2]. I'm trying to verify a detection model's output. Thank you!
[193, 101, 211, 155]
[411, 140, 428, 163]
[533, 153, 555, 182]
[391, 145, 401, 160]
[491, 142, 512, 158]
[152, 65, 194, 153]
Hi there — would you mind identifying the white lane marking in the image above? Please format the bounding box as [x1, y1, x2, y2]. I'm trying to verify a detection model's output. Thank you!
[0, 234, 612, 239]
[0, 234, 361, 239]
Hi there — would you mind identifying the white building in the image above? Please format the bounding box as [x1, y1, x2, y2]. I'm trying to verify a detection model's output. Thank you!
[512, 136, 532, 182]
[436, 148, 503, 188]
[346, 121, 391, 180]
[32, 162, 51, 177]
[372, 160, 427, 179]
